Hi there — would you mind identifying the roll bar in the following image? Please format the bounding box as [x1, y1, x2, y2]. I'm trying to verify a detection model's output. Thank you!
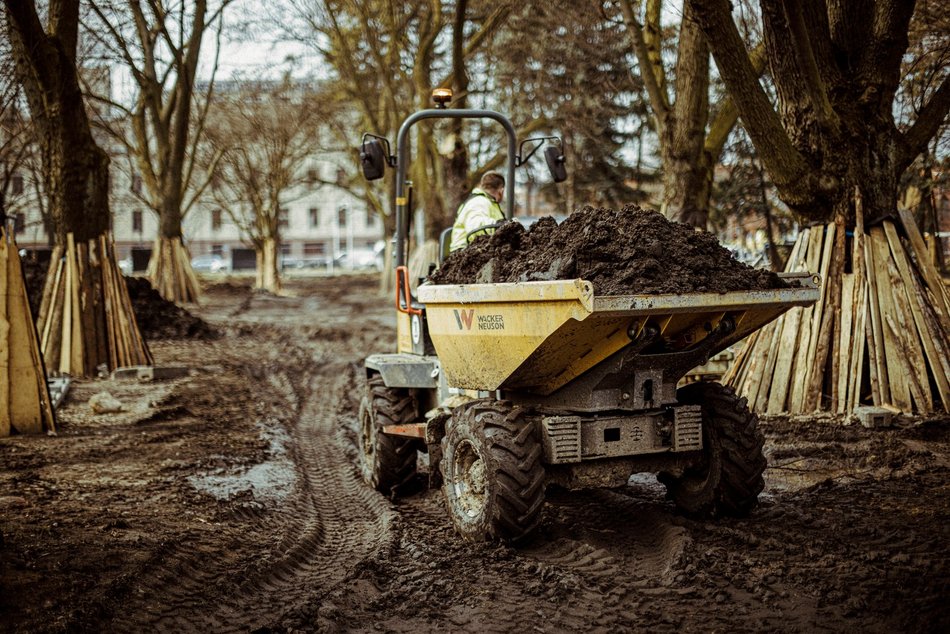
[393, 110, 517, 268]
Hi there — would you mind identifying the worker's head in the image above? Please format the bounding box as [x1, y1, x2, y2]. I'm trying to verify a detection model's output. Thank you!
[479, 171, 505, 203]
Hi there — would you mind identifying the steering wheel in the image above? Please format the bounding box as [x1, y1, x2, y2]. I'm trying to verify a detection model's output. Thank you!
[465, 221, 504, 243]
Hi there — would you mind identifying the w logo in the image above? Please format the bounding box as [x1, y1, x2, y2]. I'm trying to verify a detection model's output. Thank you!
[453, 309, 475, 330]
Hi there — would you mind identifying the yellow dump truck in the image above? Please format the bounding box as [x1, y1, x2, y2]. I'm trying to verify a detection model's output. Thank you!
[357, 95, 819, 541]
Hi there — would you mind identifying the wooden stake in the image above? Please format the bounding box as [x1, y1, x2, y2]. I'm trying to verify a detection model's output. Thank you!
[45, 259, 67, 372]
[835, 273, 854, 412]
[0, 233, 10, 436]
[864, 230, 889, 405]
[6, 234, 43, 433]
[806, 218, 844, 411]
[898, 208, 950, 328]
[884, 222, 950, 410]
[870, 228, 911, 411]
[848, 192, 868, 411]
[36, 244, 63, 335]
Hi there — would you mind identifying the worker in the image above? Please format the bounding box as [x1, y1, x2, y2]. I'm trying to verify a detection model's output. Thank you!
[449, 171, 505, 251]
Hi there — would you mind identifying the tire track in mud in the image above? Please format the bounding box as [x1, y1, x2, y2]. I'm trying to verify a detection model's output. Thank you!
[530, 489, 689, 586]
[110, 318, 398, 631]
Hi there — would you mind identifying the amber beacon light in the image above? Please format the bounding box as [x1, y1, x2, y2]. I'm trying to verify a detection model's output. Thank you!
[432, 88, 453, 108]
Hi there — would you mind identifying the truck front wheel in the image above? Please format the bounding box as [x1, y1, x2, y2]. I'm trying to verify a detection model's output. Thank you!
[661, 381, 766, 517]
[441, 400, 545, 541]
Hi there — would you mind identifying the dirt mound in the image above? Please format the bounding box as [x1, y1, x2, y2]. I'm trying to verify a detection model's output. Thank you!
[21, 258, 46, 317]
[20, 257, 214, 341]
[429, 205, 786, 294]
[124, 276, 217, 340]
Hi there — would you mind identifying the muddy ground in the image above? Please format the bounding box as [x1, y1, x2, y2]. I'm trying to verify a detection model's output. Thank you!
[1, 275, 948, 633]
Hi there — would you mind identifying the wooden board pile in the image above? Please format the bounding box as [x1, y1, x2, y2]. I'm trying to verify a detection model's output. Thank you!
[0, 229, 56, 436]
[36, 232, 153, 377]
[725, 204, 950, 415]
[147, 236, 201, 303]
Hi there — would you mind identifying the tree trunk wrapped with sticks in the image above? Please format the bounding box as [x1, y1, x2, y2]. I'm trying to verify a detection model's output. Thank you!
[147, 237, 201, 304]
[37, 232, 152, 377]
[725, 196, 950, 414]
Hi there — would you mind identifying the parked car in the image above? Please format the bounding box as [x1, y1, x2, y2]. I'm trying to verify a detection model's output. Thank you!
[335, 247, 384, 271]
[191, 254, 228, 273]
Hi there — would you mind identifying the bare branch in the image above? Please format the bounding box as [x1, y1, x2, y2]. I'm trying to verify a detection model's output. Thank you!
[897, 75, 950, 174]
[618, 0, 669, 134]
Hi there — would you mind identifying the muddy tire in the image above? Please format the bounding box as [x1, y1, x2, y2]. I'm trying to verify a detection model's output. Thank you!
[358, 375, 419, 495]
[661, 381, 766, 517]
[441, 400, 545, 542]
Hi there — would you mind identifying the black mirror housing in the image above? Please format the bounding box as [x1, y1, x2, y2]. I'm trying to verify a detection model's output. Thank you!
[545, 145, 567, 183]
[360, 138, 387, 181]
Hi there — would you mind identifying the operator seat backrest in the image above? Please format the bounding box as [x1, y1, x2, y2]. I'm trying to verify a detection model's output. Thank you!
[439, 227, 452, 265]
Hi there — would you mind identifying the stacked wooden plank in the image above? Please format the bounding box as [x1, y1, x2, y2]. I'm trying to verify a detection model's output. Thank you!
[725, 202, 950, 415]
[1, 229, 56, 436]
[146, 236, 201, 304]
[36, 232, 153, 377]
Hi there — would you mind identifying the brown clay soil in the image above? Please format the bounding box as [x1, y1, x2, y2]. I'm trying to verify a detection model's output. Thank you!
[430, 206, 787, 294]
[1, 275, 948, 633]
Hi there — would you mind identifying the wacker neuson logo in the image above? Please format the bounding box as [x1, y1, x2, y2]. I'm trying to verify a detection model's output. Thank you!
[453, 309, 475, 330]
[453, 309, 505, 331]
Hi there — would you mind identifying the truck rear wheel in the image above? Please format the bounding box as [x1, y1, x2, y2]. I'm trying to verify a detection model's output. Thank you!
[359, 375, 419, 495]
[662, 381, 766, 517]
[441, 400, 545, 542]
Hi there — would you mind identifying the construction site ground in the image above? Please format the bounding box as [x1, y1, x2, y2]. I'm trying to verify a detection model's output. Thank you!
[1, 275, 948, 633]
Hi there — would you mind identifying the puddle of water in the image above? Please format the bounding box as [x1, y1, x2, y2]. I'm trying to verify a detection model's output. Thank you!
[188, 423, 296, 502]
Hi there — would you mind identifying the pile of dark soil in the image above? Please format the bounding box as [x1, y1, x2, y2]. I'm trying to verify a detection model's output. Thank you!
[19, 259, 215, 341]
[429, 205, 787, 294]
[21, 258, 46, 317]
[124, 276, 217, 340]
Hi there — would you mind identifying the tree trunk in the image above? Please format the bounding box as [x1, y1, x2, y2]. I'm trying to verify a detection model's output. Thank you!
[256, 237, 281, 294]
[661, 3, 713, 229]
[757, 161, 783, 271]
[661, 146, 712, 228]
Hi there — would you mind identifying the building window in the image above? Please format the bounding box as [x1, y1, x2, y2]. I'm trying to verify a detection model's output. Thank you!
[11, 174, 23, 195]
[303, 242, 325, 256]
[131, 174, 142, 195]
[307, 168, 318, 184]
[337, 206, 347, 228]
[309, 207, 319, 228]
[280, 242, 292, 256]
[14, 213, 25, 234]
[365, 208, 376, 227]
[211, 208, 222, 231]
[278, 207, 290, 230]
[211, 244, 224, 257]
[132, 209, 143, 233]
[336, 167, 346, 186]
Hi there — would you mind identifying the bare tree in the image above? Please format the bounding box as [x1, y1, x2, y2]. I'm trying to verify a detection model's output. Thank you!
[491, 1, 644, 213]
[4, 0, 149, 376]
[204, 78, 324, 293]
[616, 0, 765, 228]
[687, 0, 950, 223]
[84, 0, 235, 303]
[285, 0, 515, 240]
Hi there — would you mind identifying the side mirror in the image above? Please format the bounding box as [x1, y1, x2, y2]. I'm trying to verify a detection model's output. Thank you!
[545, 145, 567, 183]
[360, 138, 387, 181]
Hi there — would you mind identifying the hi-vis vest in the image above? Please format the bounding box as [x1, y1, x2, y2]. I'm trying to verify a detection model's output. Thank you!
[449, 189, 504, 251]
